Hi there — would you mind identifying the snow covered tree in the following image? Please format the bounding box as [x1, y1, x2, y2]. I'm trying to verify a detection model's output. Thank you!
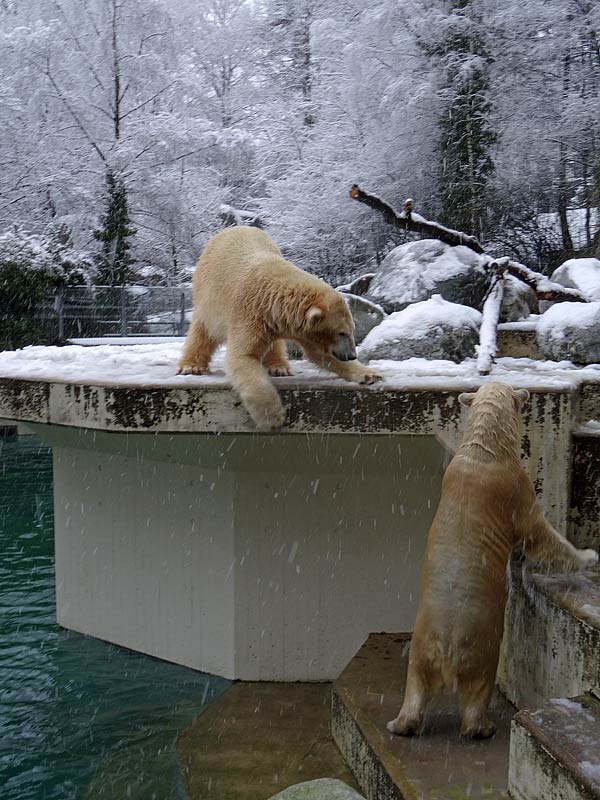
[93, 171, 136, 286]
[417, 0, 496, 240]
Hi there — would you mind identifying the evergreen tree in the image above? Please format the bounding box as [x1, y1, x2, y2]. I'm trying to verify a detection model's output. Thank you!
[93, 170, 136, 286]
[426, 0, 496, 239]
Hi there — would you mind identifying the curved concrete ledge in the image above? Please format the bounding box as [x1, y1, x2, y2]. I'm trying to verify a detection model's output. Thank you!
[0, 374, 596, 435]
[0, 376, 473, 435]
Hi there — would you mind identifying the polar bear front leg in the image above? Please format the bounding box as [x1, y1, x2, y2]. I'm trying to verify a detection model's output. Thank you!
[520, 500, 599, 572]
[302, 345, 383, 385]
[227, 335, 286, 430]
[262, 339, 293, 377]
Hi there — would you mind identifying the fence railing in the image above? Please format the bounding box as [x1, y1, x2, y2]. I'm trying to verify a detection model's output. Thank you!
[38, 285, 194, 340]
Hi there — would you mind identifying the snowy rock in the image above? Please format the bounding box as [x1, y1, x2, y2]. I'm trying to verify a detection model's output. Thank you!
[549, 258, 600, 302]
[536, 301, 600, 365]
[343, 293, 385, 343]
[359, 295, 482, 363]
[500, 274, 538, 322]
[268, 778, 365, 800]
[336, 273, 375, 297]
[368, 239, 489, 312]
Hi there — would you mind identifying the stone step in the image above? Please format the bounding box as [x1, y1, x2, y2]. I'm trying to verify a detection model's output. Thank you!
[509, 691, 600, 800]
[498, 568, 600, 710]
[331, 633, 515, 800]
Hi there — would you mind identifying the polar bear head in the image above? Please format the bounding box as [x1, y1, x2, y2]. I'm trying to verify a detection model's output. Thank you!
[458, 382, 530, 459]
[301, 293, 358, 361]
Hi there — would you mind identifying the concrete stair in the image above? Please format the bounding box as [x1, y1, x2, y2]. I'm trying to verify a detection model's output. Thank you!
[331, 633, 514, 800]
[332, 567, 600, 800]
[498, 568, 600, 710]
[509, 690, 600, 800]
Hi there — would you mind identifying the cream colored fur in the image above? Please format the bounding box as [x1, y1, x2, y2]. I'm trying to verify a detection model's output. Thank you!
[387, 382, 598, 739]
[178, 226, 382, 429]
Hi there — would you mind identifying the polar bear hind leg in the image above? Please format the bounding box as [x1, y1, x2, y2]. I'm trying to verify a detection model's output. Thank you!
[458, 672, 496, 739]
[387, 662, 432, 736]
[178, 316, 218, 375]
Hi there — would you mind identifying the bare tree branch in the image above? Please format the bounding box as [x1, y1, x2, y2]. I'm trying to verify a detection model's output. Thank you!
[349, 184, 485, 253]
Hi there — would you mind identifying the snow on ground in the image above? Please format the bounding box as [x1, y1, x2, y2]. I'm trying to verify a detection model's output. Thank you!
[498, 315, 540, 331]
[0, 342, 599, 393]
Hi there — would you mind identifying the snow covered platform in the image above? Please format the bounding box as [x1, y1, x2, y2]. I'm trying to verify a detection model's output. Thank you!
[0, 342, 599, 680]
[332, 633, 515, 800]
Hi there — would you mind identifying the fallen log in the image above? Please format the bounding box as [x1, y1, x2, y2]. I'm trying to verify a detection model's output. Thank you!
[477, 260, 505, 375]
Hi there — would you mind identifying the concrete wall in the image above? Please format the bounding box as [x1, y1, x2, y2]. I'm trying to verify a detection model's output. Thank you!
[49, 429, 447, 680]
[54, 446, 237, 678]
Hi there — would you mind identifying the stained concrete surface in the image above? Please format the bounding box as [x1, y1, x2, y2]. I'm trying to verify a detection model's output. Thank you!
[333, 633, 514, 800]
[510, 693, 600, 800]
[177, 682, 358, 800]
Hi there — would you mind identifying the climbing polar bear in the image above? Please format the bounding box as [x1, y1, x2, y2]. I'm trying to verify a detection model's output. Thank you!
[387, 382, 598, 740]
[178, 226, 382, 429]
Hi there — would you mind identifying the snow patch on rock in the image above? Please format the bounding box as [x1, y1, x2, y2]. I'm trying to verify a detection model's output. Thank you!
[359, 294, 481, 363]
[536, 302, 600, 365]
[368, 239, 489, 312]
[343, 293, 385, 343]
[550, 258, 600, 301]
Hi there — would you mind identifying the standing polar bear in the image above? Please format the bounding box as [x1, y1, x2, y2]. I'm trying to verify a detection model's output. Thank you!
[387, 382, 598, 740]
[178, 226, 382, 429]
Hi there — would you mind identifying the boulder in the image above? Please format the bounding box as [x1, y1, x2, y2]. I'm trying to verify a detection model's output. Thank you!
[359, 294, 482, 363]
[367, 239, 489, 312]
[336, 273, 375, 297]
[343, 293, 385, 343]
[268, 778, 365, 800]
[536, 301, 600, 365]
[549, 258, 600, 301]
[500, 274, 538, 322]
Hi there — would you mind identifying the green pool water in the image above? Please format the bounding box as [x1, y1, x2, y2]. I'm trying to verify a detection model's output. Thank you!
[0, 435, 231, 800]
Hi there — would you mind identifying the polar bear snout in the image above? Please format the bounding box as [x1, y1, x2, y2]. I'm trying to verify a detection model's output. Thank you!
[332, 332, 357, 361]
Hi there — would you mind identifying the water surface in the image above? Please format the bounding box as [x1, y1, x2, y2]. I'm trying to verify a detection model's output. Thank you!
[0, 436, 230, 799]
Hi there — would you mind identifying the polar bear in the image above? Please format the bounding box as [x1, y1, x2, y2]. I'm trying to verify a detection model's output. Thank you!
[387, 382, 598, 739]
[178, 226, 382, 429]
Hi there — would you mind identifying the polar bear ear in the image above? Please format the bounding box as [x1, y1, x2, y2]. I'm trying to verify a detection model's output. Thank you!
[458, 392, 476, 407]
[514, 388, 530, 406]
[306, 306, 324, 326]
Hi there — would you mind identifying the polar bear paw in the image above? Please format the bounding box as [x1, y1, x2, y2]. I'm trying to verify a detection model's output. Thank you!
[178, 364, 209, 376]
[356, 367, 383, 385]
[386, 715, 420, 736]
[267, 365, 293, 377]
[254, 402, 286, 431]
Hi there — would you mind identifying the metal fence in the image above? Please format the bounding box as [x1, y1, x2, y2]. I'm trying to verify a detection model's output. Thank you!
[39, 285, 194, 340]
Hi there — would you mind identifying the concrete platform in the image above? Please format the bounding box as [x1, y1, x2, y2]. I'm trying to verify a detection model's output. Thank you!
[177, 682, 358, 800]
[509, 692, 600, 800]
[0, 349, 598, 680]
[332, 633, 515, 800]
